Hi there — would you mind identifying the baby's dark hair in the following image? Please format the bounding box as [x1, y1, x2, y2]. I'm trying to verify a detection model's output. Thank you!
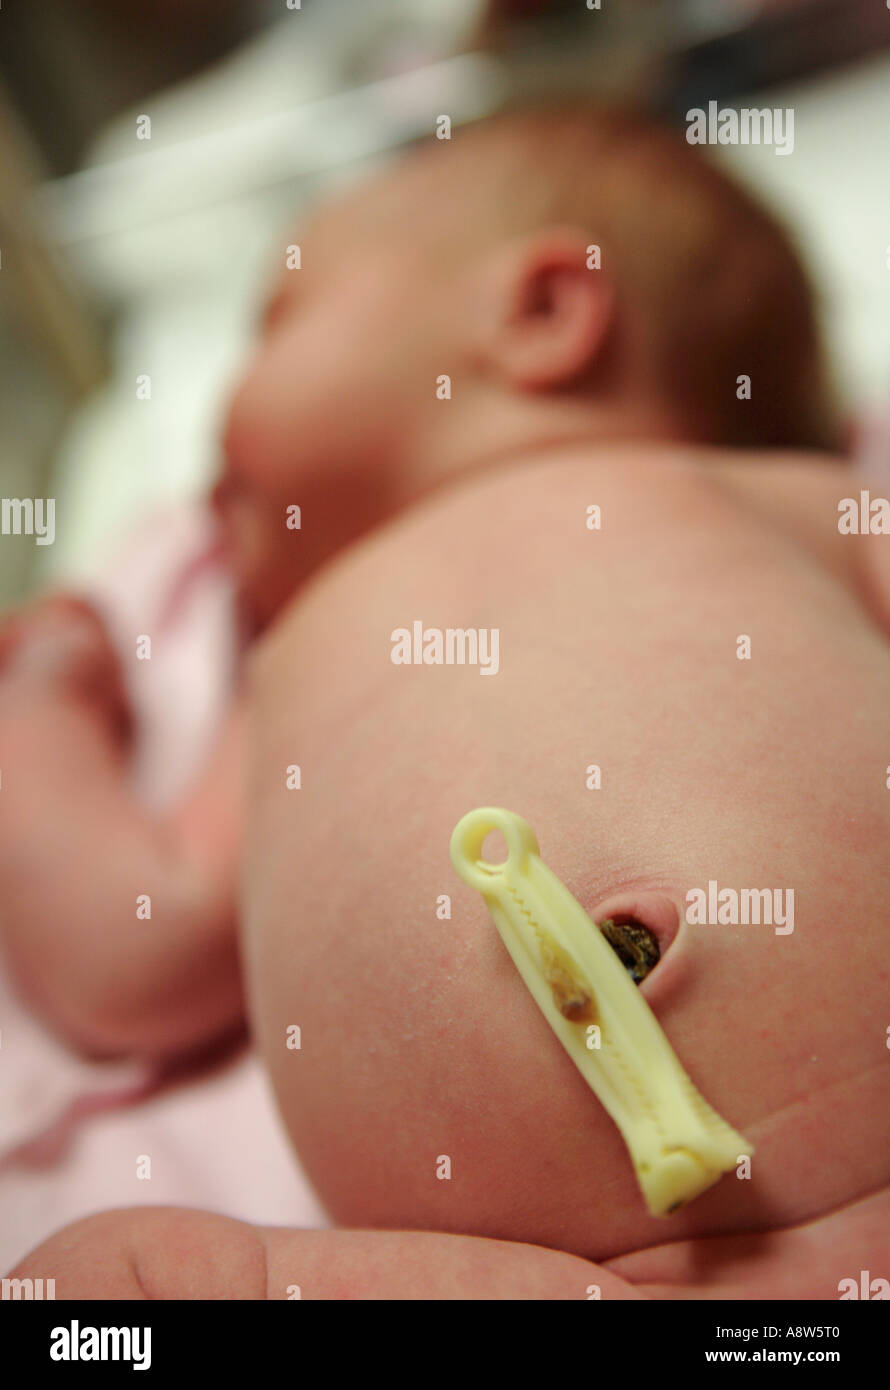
[410, 103, 842, 452]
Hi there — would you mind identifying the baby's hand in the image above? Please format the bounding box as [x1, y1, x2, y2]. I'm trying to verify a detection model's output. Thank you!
[0, 595, 132, 744]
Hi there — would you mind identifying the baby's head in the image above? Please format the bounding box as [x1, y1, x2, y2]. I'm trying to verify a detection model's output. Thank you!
[216, 103, 840, 628]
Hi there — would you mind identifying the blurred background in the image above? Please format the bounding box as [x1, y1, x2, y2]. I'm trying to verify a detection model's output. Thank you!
[1, 0, 888, 605]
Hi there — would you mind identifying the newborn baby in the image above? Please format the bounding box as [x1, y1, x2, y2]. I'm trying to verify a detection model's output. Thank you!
[4, 106, 887, 1298]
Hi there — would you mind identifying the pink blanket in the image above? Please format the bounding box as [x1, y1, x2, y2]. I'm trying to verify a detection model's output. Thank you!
[0, 505, 327, 1270]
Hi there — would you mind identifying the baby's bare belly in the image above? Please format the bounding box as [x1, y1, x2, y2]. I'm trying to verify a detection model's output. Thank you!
[241, 447, 890, 1264]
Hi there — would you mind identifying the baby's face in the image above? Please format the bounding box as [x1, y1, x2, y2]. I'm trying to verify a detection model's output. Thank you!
[214, 176, 461, 630]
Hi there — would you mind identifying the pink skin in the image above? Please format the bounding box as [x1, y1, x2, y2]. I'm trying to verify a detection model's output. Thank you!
[6, 448, 889, 1298]
[5, 1206, 638, 1300]
[1, 160, 887, 1295]
[212, 166, 676, 633]
[213, 187, 455, 632]
[7, 1189, 886, 1299]
[241, 447, 890, 1271]
[0, 164, 631, 1056]
[0, 595, 131, 742]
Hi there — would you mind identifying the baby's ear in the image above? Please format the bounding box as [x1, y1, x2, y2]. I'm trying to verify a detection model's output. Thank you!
[477, 228, 615, 390]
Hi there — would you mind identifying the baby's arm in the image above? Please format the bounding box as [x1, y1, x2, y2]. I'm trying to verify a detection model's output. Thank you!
[6, 1206, 645, 1300]
[0, 599, 245, 1058]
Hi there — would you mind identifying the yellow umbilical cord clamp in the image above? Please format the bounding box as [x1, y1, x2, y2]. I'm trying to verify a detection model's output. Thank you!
[450, 807, 752, 1217]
